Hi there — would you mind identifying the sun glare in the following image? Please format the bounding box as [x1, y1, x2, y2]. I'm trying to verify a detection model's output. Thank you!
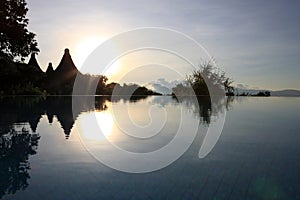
[75, 37, 121, 76]
[77, 111, 114, 141]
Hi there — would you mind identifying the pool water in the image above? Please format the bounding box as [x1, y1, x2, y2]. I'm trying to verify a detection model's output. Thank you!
[0, 96, 299, 199]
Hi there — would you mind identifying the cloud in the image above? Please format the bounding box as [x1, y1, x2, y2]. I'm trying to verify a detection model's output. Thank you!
[236, 83, 249, 90]
[156, 78, 181, 88]
[27, 0, 300, 89]
[147, 83, 172, 94]
[236, 83, 261, 90]
[146, 78, 184, 94]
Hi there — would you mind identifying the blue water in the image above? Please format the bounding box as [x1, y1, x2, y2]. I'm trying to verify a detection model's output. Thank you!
[0, 96, 299, 199]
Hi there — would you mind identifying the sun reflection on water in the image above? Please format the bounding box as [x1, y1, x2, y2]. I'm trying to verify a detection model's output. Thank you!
[76, 111, 114, 141]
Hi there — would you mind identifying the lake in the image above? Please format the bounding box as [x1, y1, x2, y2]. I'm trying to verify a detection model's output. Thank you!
[0, 96, 299, 199]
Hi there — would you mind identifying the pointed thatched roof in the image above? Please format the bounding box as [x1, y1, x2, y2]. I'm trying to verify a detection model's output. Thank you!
[46, 62, 54, 75]
[54, 48, 79, 81]
[28, 53, 43, 73]
[43, 48, 80, 94]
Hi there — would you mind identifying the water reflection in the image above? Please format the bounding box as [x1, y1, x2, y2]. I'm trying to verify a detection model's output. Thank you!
[0, 96, 230, 141]
[0, 97, 42, 198]
[0, 123, 40, 199]
[1, 96, 299, 199]
[0, 95, 229, 198]
[77, 112, 114, 141]
[174, 95, 233, 124]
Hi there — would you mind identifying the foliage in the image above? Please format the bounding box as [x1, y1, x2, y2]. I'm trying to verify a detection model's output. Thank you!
[95, 75, 108, 94]
[0, 57, 45, 95]
[252, 91, 271, 97]
[0, 0, 39, 61]
[237, 91, 271, 97]
[173, 61, 234, 96]
[9, 82, 45, 95]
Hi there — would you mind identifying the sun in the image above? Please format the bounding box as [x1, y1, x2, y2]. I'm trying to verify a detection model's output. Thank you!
[75, 37, 105, 69]
[74, 36, 121, 76]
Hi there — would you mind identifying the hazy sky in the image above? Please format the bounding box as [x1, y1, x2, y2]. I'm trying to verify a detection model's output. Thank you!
[27, 0, 300, 90]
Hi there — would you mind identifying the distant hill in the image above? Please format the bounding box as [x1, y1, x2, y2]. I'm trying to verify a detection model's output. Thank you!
[235, 88, 300, 97]
[271, 90, 300, 97]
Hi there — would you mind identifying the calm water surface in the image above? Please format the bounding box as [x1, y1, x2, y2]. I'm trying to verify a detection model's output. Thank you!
[0, 96, 299, 199]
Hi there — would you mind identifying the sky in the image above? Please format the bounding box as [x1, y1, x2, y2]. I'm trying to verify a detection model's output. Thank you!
[26, 0, 300, 90]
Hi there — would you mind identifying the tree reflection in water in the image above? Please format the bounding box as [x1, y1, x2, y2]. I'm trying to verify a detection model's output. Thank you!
[0, 95, 151, 198]
[173, 95, 234, 124]
[0, 95, 233, 198]
[0, 124, 40, 198]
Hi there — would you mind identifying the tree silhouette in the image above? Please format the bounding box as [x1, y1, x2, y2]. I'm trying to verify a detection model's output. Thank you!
[223, 78, 235, 96]
[0, 0, 39, 61]
[173, 61, 234, 96]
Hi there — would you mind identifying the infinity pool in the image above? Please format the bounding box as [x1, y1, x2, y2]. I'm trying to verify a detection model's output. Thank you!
[0, 96, 299, 199]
